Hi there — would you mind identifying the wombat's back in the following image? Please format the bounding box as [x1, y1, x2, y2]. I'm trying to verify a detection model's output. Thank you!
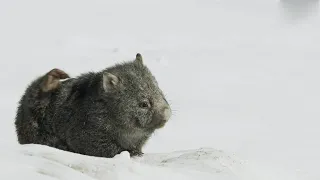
[15, 80, 43, 143]
[15, 76, 70, 150]
[15, 91, 35, 144]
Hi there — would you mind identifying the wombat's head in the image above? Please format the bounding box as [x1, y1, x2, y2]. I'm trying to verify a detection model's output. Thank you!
[100, 53, 171, 131]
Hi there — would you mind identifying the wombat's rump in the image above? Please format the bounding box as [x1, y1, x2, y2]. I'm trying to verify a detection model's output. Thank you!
[15, 53, 171, 158]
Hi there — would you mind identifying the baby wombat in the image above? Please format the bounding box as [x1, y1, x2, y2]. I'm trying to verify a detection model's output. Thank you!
[15, 53, 171, 158]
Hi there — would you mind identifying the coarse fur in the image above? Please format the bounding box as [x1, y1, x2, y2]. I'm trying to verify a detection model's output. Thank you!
[14, 53, 171, 158]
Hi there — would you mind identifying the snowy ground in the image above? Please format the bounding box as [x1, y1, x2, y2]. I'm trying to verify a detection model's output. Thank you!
[1, 144, 248, 180]
[1, 0, 320, 179]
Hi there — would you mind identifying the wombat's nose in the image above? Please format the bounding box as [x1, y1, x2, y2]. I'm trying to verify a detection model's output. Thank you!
[153, 106, 172, 125]
[163, 107, 172, 122]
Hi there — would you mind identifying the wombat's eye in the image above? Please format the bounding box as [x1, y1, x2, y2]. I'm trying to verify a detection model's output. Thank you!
[139, 101, 150, 109]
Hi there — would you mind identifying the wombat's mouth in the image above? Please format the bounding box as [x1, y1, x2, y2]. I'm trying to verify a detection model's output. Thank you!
[134, 117, 167, 130]
[147, 117, 168, 130]
[155, 120, 167, 129]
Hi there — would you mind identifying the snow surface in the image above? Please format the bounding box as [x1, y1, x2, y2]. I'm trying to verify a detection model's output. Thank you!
[1, 0, 320, 179]
[1, 145, 248, 180]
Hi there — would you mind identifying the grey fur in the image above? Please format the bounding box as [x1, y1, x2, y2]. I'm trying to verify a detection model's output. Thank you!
[14, 53, 171, 158]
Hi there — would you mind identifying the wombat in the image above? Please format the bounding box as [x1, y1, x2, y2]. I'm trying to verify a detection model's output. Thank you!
[15, 53, 171, 158]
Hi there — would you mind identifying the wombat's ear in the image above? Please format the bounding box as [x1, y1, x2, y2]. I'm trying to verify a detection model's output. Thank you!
[103, 72, 119, 92]
[134, 53, 143, 65]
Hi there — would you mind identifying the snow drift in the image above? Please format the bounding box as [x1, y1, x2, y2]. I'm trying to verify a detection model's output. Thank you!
[1, 144, 248, 180]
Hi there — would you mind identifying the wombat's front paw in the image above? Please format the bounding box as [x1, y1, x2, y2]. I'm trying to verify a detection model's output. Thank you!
[129, 150, 144, 157]
[41, 68, 70, 92]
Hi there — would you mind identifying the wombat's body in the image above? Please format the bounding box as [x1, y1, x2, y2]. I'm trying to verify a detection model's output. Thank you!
[15, 54, 171, 158]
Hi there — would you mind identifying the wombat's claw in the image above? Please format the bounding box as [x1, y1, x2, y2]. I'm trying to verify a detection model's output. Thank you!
[41, 68, 70, 92]
[129, 150, 144, 157]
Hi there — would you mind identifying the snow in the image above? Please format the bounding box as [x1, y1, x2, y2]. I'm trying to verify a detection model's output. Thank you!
[1, 144, 247, 180]
[1, 0, 320, 179]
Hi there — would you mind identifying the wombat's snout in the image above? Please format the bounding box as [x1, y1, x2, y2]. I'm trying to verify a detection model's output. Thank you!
[163, 107, 172, 122]
[152, 106, 172, 127]
[158, 106, 172, 122]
